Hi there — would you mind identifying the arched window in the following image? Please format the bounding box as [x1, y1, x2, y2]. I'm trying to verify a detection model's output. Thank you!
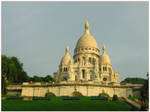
[89, 57, 91, 63]
[99, 68, 101, 71]
[78, 58, 80, 62]
[82, 69, 85, 79]
[89, 70, 93, 80]
[64, 68, 65, 72]
[103, 67, 107, 71]
[83, 57, 86, 65]
[108, 68, 111, 73]
[90, 74, 92, 80]
[75, 75, 77, 81]
[75, 59, 77, 63]
[64, 67, 68, 72]
[93, 58, 95, 64]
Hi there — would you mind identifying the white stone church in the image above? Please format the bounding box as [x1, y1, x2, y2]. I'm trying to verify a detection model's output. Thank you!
[9, 21, 142, 98]
[54, 21, 119, 84]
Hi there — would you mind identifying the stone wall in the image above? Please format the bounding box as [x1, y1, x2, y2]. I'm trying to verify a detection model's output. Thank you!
[20, 83, 139, 98]
[6, 85, 22, 95]
[6, 83, 143, 98]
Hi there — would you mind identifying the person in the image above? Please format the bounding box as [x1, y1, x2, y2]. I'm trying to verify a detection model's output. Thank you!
[30, 80, 32, 84]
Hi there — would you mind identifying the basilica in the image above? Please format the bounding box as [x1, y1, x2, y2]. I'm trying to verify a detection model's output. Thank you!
[10, 21, 142, 98]
[54, 21, 119, 84]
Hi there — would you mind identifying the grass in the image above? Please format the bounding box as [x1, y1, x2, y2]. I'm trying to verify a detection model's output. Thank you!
[2, 96, 132, 111]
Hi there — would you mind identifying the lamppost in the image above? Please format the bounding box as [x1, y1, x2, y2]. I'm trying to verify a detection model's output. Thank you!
[146, 72, 149, 80]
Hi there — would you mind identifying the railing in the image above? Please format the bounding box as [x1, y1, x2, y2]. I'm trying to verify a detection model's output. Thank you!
[6, 85, 22, 90]
[6, 82, 143, 90]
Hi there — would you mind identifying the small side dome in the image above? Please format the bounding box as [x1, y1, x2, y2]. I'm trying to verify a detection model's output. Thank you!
[60, 46, 73, 65]
[100, 45, 111, 65]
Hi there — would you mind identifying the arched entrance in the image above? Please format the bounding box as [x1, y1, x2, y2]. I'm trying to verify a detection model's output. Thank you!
[75, 75, 78, 81]
[45, 92, 56, 97]
[98, 93, 110, 98]
[70, 91, 83, 97]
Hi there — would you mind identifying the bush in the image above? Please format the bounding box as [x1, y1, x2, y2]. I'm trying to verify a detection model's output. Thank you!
[128, 94, 131, 98]
[32, 97, 50, 101]
[112, 94, 118, 101]
[6, 95, 23, 100]
[99, 93, 109, 98]
[63, 97, 80, 100]
[61, 96, 69, 98]
[91, 96, 108, 100]
[128, 95, 134, 100]
[128, 95, 142, 101]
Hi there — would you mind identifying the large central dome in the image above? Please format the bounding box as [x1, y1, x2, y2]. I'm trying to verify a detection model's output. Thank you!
[75, 21, 99, 49]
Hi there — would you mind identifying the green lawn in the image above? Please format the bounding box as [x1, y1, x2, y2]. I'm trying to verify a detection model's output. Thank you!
[2, 96, 132, 111]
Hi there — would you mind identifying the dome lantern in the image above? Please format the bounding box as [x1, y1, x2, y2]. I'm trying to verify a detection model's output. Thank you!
[85, 21, 90, 34]
[65, 46, 69, 55]
[102, 45, 106, 53]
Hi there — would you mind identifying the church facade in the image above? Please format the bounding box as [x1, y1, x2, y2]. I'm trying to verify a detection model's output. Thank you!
[13, 21, 143, 98]
[54, 21, 119, 84]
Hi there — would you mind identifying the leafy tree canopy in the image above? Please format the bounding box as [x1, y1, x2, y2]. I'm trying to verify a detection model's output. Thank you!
[2, 55, 29, 84]
[121, 77, 147, 84]
[28, 75, 55, 82]
[2, 55, 56, 84]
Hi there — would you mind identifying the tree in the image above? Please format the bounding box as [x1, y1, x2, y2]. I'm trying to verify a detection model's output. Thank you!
[32, 76, 43, 82]
[2, 55, 56, 86]
[121, 77, 147, 84]
[112, 94, 118, 101]
[44, 75, 55, 82]
[2, 55, 29, 84]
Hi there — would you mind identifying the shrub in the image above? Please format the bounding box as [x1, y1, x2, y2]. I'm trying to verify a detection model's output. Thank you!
[6, 95, 23, 100]
[99, 93, 109, 98]
[63, 97, 80, 100]
[128, 95, 134, 100]
[91, 96, 108, 100]
[128, 95, 142, 101]
[32, 97, 50, 101]
[112, 94, 118, 101]
[128, 94, 131, 98]
[61, 96, 69, 98]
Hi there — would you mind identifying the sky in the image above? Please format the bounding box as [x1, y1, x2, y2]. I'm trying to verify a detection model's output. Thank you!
[2, 2, 148, 81]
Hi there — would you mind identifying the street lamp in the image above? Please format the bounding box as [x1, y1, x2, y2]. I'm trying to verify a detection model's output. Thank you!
[146, 72, 149, 79]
